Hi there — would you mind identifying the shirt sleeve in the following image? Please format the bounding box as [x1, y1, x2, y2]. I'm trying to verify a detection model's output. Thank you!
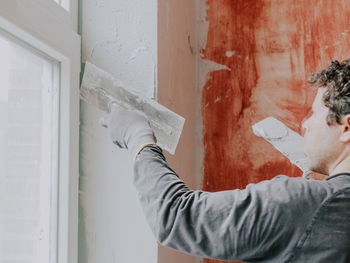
[133, 145, 320, 261]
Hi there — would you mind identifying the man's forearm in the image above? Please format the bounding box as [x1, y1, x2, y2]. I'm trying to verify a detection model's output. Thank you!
[133, 145, 299, 261]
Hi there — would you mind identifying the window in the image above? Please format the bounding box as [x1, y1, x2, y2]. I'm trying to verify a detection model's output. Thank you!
[0, 1, 80, 262]
[31, 0, 78, 31]
[0, 29, 60, 263]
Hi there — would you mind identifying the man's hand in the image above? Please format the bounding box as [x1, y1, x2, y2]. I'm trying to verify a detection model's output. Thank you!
[101, 102, 156, 158]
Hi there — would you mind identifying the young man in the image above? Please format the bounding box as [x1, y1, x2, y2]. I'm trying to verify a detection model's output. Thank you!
[103, 60, 350, 262]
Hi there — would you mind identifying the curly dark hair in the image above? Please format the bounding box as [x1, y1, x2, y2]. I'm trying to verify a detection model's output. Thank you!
[308, 59, 350, 125]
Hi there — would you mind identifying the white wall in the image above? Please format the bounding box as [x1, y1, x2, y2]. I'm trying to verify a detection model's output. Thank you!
[79, 0, 158, 262]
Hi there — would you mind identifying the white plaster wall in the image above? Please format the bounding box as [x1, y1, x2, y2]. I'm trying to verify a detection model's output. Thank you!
[79, 0, 158, 262]
[81, 0, 157, 98]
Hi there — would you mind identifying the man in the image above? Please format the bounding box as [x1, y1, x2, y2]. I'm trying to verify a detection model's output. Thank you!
[103, 60, 350, 262]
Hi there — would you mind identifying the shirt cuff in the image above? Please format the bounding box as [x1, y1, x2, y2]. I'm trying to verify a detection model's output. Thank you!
[134, 143, 158, 159]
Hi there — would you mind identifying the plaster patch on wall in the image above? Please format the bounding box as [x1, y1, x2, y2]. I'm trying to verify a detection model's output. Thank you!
[214, 97, 221, 103]
[197, 58, 231, 98]
[196, 0, 233, 92]
[82, 0, 157, 98]
[196, 0, 210, 53]
[225, 51, 236, 57]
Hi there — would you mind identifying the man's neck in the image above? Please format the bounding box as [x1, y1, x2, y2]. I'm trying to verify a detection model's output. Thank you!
[329, 155, 350, 176]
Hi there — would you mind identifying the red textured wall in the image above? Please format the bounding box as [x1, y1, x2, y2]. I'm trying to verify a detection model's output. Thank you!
[201, 1, 350, 262]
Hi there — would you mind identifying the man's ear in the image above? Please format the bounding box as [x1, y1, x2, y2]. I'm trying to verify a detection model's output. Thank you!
[340, 114, 350, 142]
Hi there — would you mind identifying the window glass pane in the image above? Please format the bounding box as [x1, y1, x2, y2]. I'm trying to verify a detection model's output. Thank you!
[0, 30, 59, 263]
[53, 0, 70, 11]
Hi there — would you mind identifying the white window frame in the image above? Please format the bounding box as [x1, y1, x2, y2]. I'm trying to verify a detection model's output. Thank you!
[0, 1, 80, 263]
[33, 0, 78, 31]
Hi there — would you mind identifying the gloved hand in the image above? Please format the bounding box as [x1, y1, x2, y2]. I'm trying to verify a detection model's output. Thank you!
[101, 102, 156, 159]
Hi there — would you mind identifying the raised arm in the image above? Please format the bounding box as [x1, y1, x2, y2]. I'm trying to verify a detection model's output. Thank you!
[134, 145, 303, 261]
[102, 106, 318, 261]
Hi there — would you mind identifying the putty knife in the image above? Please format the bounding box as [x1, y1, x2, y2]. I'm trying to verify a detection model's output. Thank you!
[80, 61, 185, 155]
[252, 117, 311, 177]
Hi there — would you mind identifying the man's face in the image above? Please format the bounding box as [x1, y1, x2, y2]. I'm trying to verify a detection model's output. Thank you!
[302, 88, 342, 175]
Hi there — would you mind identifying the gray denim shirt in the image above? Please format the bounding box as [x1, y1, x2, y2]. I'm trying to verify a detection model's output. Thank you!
[134, 146, 350, 262]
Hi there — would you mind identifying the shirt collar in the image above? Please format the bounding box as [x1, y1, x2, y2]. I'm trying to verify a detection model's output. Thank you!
[325, 173, 350, 181]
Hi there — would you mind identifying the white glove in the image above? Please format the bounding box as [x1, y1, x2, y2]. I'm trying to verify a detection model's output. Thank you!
[101, 102, 156, 158]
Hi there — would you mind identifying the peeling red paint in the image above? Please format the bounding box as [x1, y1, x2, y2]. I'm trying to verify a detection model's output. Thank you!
[201, 1, 350, 263]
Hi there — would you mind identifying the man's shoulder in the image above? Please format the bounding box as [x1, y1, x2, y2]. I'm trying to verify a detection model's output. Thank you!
[270, 173, 350, 192]
[246, 174, 340, 207]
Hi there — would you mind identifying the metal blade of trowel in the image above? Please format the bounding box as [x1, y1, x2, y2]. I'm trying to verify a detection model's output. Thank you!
[80, 61, 185, 155]
[252, 117, 311, 177]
